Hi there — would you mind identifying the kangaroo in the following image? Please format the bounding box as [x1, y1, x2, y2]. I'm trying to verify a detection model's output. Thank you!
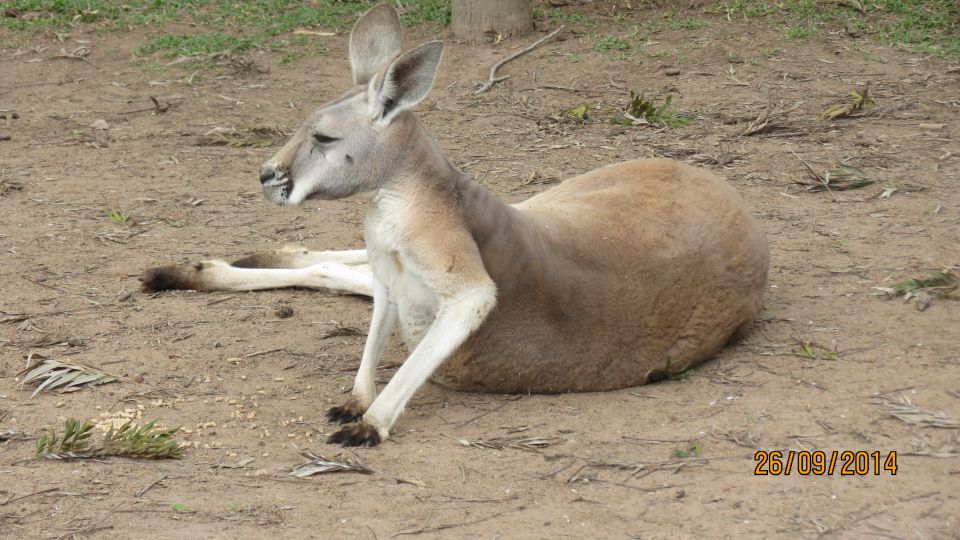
[142, 4, 769, 447]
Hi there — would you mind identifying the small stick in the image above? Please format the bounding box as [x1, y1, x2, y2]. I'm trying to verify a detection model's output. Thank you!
[1, 488, 60, 506]
[135, 474, 167, 497]
[245, 347, 286, 358]
[474, 26, 566, 95]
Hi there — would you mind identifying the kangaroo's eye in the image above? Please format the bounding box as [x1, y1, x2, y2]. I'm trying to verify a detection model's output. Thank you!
[313, 133, 339, 144]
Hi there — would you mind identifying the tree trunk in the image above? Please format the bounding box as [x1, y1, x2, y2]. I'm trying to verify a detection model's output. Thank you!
[451, 0, 533, 42]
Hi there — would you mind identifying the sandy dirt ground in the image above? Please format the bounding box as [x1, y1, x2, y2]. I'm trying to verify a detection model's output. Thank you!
[1, 2, 958, 538]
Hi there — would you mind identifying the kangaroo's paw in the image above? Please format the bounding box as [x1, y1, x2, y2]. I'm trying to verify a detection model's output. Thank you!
[140, 260, 225, 292]
[326, 397, 367, 425]
[327, 421, 383, 447]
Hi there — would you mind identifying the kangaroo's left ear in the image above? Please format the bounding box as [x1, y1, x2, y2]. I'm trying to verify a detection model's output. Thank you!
[368, 41, 443, 125]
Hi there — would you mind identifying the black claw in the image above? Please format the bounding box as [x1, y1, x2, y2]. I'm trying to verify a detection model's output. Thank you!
[326, 399, 366, 425]
[327, 422, 381, 447]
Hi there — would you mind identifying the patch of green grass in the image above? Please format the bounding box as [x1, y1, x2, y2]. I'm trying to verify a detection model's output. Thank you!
[135, 33, 257, 58]
[401, 0, 451, 27]
[892, 270, 959, 299]
[786, 24, 812, 39]
[649, 48, 680, 59]
[612, 93, 690, 129]
[712, 0, 958, 57]
[592, 35, 631, 52]
[673, 441, 702, 458]
[2, 1, 460, 66]
[760, 47, 782, 58]
[106, 208, 131, 225]
[534, 7, 590, 26]
[0, 0, 193, 32]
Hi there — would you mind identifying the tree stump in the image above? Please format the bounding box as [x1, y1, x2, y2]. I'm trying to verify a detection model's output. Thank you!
[451, 0, 533, 42]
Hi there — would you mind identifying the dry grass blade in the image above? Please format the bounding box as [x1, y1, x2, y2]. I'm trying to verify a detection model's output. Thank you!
[196, 126, 286, 148]
[874, 394, 960, 429]
[906, 434, 960, 458]
[453, 435, 566, 452]
[290, 449, 372, 477]
[877, 270, 959, 311]
[18, 356, 126, 398]
[320, 322, 366, 340]
[35, 418, 182, 460]
[0, 178, 24, 196]
[822, 84, 875, 120]
[791, 155, 876, 193]
[1, 312, 28, 324]
[739, 101, 800, 136]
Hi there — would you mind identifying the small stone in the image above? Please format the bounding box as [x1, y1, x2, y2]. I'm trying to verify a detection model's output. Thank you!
[664, 68, 681, 76]
[90, 119, 110, 130]
[0, 133, 10, 141]
[275, 305, 294, 318]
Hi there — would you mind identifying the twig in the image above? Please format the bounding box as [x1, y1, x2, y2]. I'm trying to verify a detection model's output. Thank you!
[393, 507, 524, 536]
[474, 26, 566, 95]
[1, 488, 60, 506]
[135, 474, 167, 497]
[245, 347, 286, 358]
[453, 395, 523, 428]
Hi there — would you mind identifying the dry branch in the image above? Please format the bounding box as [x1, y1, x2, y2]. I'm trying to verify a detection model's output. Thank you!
[474, 26, 566, 95]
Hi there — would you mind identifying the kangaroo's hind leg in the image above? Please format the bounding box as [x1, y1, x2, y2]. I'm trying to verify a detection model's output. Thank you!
[141, 246, 373, 297]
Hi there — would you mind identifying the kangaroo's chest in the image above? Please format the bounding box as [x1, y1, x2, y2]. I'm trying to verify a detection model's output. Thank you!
[364, 201, 438, 349]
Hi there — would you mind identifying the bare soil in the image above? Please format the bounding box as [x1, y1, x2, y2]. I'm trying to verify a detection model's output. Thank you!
[1, 3, 959, 539]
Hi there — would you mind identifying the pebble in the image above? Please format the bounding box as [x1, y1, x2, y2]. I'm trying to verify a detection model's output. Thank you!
[664, 68, 681, 76]
[90, 119, 110, 130]
[0, 133, 10, 141]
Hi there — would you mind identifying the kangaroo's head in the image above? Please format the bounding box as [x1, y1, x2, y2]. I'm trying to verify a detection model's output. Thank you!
[259, 4, 443, 205]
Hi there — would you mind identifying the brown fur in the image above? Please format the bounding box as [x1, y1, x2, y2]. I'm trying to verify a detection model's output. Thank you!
[425, 159, 769, 393]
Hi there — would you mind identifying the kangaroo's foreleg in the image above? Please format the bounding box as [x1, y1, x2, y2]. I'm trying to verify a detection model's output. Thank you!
[326, 281, 398, 424]
[328, 283, 496, 447]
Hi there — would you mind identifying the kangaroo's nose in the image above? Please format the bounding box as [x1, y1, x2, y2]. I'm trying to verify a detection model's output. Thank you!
[259, 163, 276, 184]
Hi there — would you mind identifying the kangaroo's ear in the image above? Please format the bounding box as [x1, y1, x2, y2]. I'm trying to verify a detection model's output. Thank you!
[367, 41, 443, 125]
[349, 4, 402, 85]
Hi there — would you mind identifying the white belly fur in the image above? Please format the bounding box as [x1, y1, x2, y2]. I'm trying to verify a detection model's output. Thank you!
[365, 199, 439, 350]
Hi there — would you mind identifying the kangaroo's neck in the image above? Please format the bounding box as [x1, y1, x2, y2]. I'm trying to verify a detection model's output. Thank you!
[373, 118, 538, 260]
[453, 173, 532, 253]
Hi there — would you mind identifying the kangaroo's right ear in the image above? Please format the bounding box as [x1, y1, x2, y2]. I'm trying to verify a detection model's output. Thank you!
[349, 4, 403, 85]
